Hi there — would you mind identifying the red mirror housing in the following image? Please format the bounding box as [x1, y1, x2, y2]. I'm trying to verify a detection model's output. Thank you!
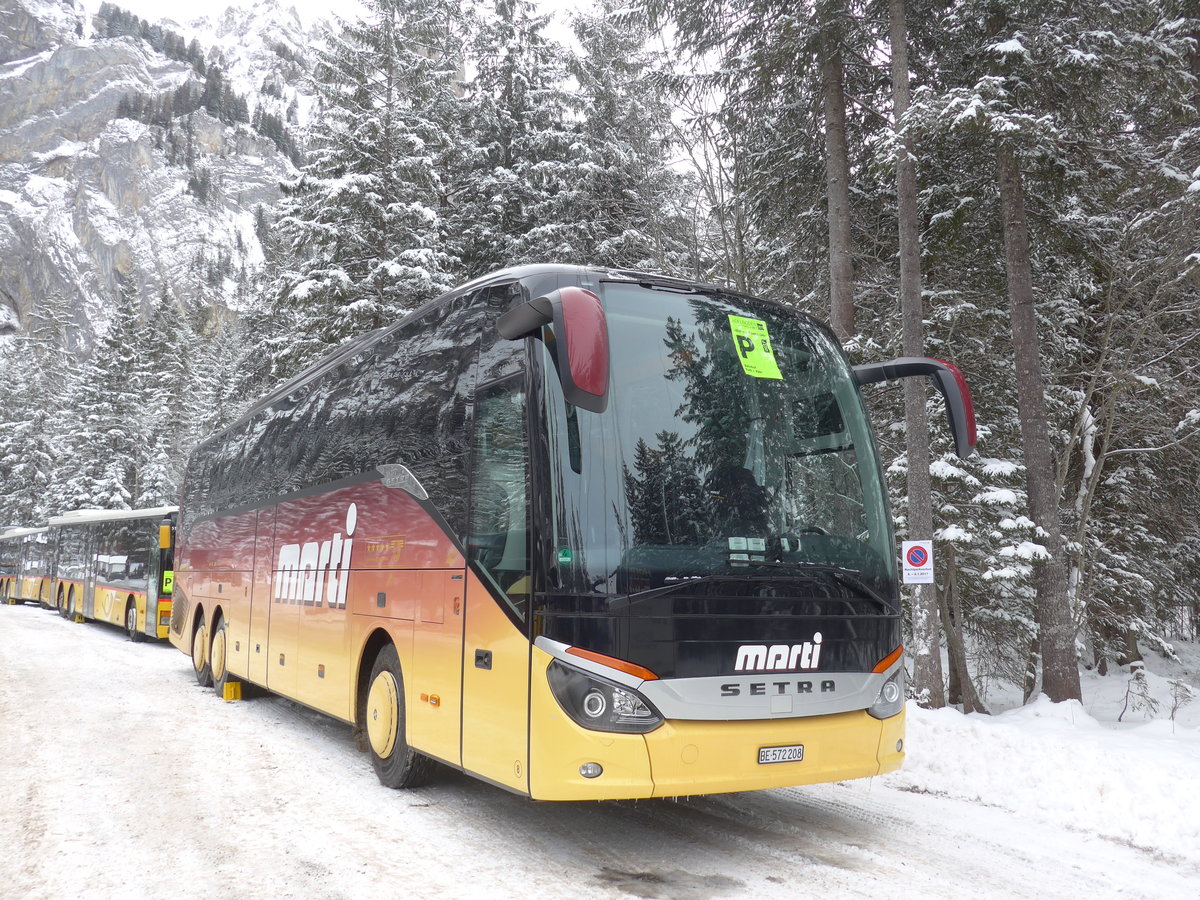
[497, 286, 610, 413]
[853, 356, 977, 458]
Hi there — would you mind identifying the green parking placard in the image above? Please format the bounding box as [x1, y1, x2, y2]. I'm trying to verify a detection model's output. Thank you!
[728, 315, 783, 379]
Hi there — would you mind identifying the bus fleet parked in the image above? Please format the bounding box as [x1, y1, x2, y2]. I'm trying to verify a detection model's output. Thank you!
[2, 265, 975, 803]
[2, 507, 175, 641]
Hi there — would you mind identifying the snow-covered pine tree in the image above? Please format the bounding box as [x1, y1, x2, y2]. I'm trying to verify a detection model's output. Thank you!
[563, 1, 691, 273]
[134, 291, 197, 507]
[901, 0, 1199, 697]
[267, 0, 465, 380]
[0, 296, 78, 525]
[52, 279, 149, 513]
[451, 0, 579, 275]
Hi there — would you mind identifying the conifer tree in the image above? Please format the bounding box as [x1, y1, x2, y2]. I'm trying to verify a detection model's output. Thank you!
[451, 0, 579, 275]
[267, 0, 465, 379]
[564, 1, 691, 272]
[0, 298, 78, 525]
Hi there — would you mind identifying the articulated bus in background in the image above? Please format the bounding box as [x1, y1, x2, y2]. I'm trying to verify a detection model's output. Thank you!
[0, 526, 51, 605]
[172, 264, 975, 801]
[50, 507, 177, 641]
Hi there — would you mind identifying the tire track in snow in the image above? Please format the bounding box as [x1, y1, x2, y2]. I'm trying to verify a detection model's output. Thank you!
[2, 603, 1196, 899]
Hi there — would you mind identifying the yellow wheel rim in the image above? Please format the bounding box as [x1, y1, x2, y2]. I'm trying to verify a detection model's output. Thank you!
[366, 670, 399, 759]
[211, 628, 227, 683]
[192, 624, 207, 673]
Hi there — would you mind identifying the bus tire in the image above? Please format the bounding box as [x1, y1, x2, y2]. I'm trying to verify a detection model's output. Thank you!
[67, 588, 78, 621]
[192, 617, 212, 687]
[57, 587, 68, 618]
[125, 600, 145, 643]
[361, 645, 434, 790]
[211, 615, 237, 698]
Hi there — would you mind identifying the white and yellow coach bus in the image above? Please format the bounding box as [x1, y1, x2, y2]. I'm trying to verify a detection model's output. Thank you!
[50, 507, 176, 641]
[172, 264, 975, 801]
[0, 526, 51, 605]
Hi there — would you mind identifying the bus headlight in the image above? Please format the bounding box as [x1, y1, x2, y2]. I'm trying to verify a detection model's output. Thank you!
[547, 660, 663, 734]
[867, 668, 905, 720]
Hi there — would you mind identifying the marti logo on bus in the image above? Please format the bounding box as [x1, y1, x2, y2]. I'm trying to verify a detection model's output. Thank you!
[274, 504, 357, 608]
[733, 633, 823, 672]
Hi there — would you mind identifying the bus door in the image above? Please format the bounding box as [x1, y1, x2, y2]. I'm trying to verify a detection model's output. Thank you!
[83, 528, 99, 619]
[461, 376, 532, 793]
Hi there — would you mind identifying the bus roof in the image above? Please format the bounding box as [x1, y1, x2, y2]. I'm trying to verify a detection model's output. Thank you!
[48, 506, 179, 526]
[202, 264, 764, 453]
[0, 526, 49, 540]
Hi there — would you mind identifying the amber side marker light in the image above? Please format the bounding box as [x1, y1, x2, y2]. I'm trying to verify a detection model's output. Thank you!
[566, 647, 659, 681]
[873, 645, 904, 674]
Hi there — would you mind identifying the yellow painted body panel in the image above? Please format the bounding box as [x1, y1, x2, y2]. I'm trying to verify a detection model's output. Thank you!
[297, 597, 352, 720]
[460, 570, 528, 793]
[529, 646, 654, 800]
[527, 647, 904, 800]
[90, 587, 137, 627]
[155, 599, 172, 639]
[642, 708, 904, 798]
[408, 571, 465, 767]
[20, 576, 52, 605]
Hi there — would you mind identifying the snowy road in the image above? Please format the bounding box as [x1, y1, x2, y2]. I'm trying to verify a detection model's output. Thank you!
[1, 603, 1196, 899]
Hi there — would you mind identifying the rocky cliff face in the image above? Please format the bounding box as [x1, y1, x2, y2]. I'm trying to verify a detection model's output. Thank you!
[0, 0, 310, 343]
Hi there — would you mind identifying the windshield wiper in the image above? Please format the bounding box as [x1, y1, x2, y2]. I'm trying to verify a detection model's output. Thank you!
[732, 559, 894, 610]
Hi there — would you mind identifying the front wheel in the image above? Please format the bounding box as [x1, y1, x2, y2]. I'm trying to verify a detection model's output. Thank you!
[192, 619, 212, 687]
[360, 645, 434, 789]
[125, 600, 145, 643]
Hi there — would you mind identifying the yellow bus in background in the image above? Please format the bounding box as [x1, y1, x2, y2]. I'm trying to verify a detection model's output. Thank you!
[50, 507, 176, 641]
[0, 526, 51, 605]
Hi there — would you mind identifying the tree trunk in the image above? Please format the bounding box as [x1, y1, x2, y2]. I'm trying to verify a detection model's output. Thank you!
[996, 144, 1082, 703]
[818, 1, 855, 341]
[889, 0, 943, 706]
[939, 542, 988, 713]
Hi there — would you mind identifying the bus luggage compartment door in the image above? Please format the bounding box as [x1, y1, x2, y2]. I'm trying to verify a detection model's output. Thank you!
[408, 570, 465, 767]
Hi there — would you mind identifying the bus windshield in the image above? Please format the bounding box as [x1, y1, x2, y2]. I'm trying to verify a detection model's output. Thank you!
[541, 281, 897, 603]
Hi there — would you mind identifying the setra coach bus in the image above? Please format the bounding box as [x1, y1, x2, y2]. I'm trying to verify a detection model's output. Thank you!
[171, 264, 975, 801]
[49, 507, 177, 641]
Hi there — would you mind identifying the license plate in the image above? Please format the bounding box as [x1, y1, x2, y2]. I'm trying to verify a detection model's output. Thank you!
[758, 744, 804, 764]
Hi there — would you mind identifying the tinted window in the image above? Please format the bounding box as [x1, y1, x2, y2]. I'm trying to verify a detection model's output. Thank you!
[468, 377, 530, 619]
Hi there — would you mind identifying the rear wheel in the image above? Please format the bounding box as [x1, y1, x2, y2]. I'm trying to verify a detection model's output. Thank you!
[56, 587, 68, 618]
[67, 589, 78, 621]
[211, 616, 237, 697]
[125, 600, 145, 643]
[192, 618, 212, 686]
[360, 645, 434, 789]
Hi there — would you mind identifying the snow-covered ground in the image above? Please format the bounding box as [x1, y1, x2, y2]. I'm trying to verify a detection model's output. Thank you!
[1, 603, 1197, 899]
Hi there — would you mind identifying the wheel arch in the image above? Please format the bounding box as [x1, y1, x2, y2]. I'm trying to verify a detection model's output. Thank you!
[355, 628, 397, 725]
[190, 601, 207, 639]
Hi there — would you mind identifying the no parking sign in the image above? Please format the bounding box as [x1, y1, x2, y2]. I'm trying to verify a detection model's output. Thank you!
[902, 541, 934, 584]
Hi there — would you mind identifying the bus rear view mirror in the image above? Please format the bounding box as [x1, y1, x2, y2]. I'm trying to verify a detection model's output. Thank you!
[497, 287, 610, 413]
[853, 357, 977, 458]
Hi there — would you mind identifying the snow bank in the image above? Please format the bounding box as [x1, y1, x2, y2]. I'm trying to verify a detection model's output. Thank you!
[888, 697, 1200, 863]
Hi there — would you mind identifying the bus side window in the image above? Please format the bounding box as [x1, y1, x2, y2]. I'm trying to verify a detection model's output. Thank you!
[468, 377, 530, 618]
